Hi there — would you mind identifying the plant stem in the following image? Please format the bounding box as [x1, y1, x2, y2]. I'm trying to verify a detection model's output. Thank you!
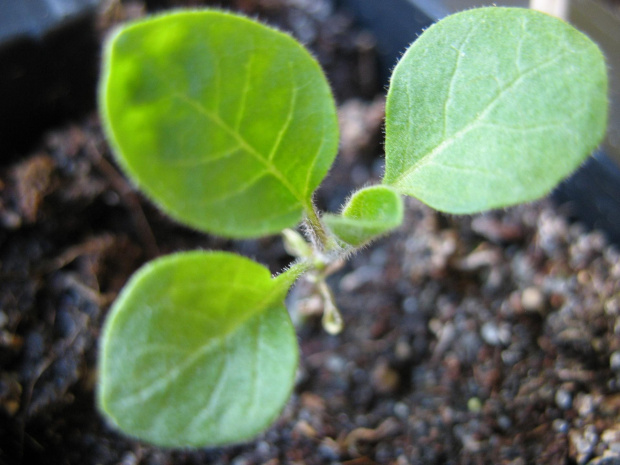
[273, 258, 312, 289]
[304, 202, 333, 252]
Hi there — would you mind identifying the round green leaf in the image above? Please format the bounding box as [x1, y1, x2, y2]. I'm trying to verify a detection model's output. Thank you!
[98, 251, 298, 447]
[323, 185, 403, 247]
[100, 11, 338, 238]
[383, 7, 608, 213]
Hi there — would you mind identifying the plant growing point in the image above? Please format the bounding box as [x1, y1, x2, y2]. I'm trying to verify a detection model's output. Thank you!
[97, 7, 607, 447]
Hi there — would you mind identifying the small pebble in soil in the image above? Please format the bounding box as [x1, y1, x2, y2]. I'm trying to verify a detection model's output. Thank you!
[325, 354, 346, 373]
[318, 438, 340, 461]
[570, 425, 599, 465]
[605, 297, 620, 316]
[576, 393, 597, 417]
[497, 415, 512, 431]
[600, 426, 620, 455]
[588, 456, 620, 465]
[553, 419, 570, 433]
[402, 296, 419, 314]
[480, 321, 511, 346]
[501, 348, 523, 366]
[371, 359, 400, 394]
[119, 452, 138, 465]
[0, 372, 21, 416]
[393, 401, 409, 419]
[394, 338, 412, 361]
[521, 286, 546, 312]
[610, 351, 620, 372]
[231, 456, 250, 465]
[467, 397, 482, 413]
[556, 388, 573, 410]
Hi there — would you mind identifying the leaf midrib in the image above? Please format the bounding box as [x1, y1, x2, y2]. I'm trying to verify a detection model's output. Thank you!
[389, 50, 569, 189]
[172, 92, 313, 211]
[109, 279, 286, 411]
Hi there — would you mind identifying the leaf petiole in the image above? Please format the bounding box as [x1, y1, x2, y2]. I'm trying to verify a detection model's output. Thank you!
[303, 202, 340, 253]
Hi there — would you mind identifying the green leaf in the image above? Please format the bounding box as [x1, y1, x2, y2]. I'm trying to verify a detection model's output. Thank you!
[383, 7, 607, 213]
[323, 185, 404, 246]
[100, 11, 338, 238]
[98, 251, 298, 447]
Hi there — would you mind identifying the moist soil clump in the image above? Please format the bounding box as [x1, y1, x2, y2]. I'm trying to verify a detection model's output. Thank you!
[1, 1, 619, 464]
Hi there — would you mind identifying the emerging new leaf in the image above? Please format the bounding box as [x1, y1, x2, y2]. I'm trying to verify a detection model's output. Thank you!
[100, 11, 338, 238]
[98, 251, 298, 447]
[384, 7, 608, 213]
[323, 185, 404, 246]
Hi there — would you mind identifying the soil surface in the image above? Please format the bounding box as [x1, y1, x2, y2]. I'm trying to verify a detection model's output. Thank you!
[1, 1, 619, 464]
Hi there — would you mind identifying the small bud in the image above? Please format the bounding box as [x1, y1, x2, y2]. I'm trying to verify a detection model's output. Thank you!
[322, 299, 343, 335]
[282, 229, 312, 258]
[318, 280, 343, 335]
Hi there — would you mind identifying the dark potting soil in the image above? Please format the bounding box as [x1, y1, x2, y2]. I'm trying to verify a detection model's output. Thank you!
[1, 1, 619, 464]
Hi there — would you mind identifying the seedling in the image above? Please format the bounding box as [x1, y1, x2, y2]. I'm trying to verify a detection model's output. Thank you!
[97, 8, 607, 447]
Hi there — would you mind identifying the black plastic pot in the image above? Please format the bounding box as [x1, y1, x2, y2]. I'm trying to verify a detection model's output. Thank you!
[337, 0, 620, 245]
[0, 0, 100, 159]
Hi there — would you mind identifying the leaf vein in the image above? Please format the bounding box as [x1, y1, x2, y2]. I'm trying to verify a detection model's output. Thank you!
[428, 160, 513, 181]
[248, 310, 263, 417]
[302, 112, 328, 200]
[515, 16, 528, 73]
[115, 279, 288, 410]
[156, 145, 242, 168]
[183, 336, 230, 434]
[391, 51, 570, 188]
[234, 54, 255, 131]
[201, 171, 269, 205]
[172, 92, 304, 204]
[442, 25, 476, 138]
[268, 62, 298, 162]
[115, 337, 219, 409]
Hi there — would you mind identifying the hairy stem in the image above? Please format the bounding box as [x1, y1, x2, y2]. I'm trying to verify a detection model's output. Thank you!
[304, 202, 336, 252]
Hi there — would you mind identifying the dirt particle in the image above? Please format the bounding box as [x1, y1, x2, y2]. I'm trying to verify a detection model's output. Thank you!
[555, 388, 573, 410]
[371, 359, 400, 394]
[6, 153, 56, 225]
[610, 351, 620, 372]
[481, 321, 511, 346]
[570, 425, 599, 464]
[521, 286, 545, 312]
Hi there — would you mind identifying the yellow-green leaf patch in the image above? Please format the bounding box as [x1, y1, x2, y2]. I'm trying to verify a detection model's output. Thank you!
[98, 251, 298, 447]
